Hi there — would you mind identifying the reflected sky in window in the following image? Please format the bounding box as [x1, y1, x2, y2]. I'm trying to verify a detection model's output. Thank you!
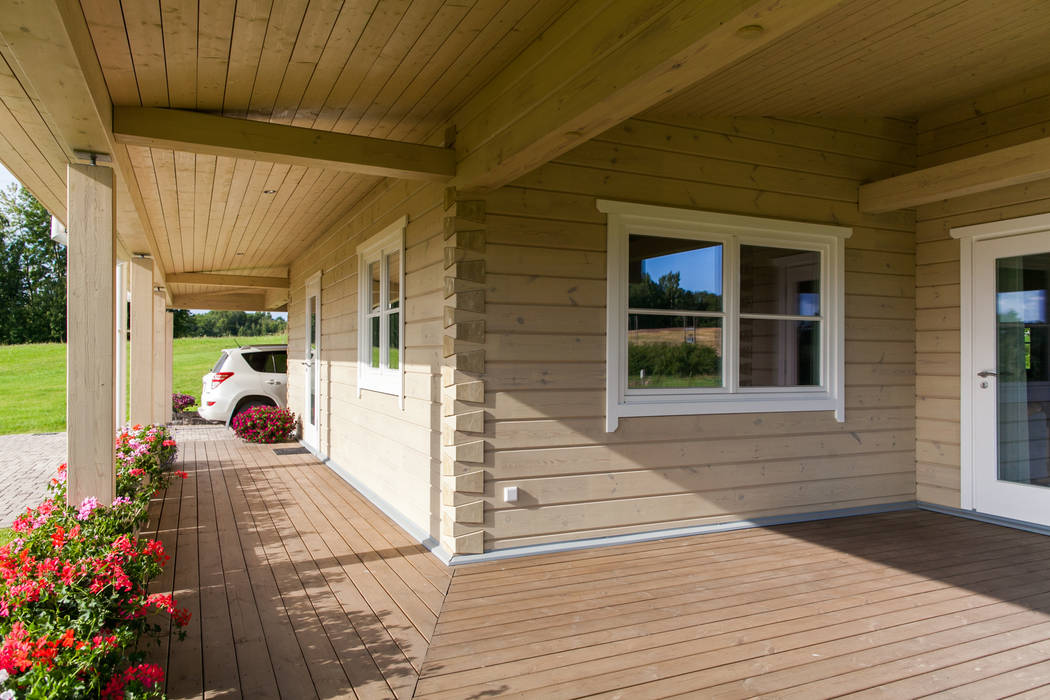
[999, 289, 1047, 324]
[641, 246, 722, 294]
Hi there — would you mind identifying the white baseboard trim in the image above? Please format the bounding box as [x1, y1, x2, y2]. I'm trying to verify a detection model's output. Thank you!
[448, 501, 918, 566]
[918, 501, 1050, 537]
[299, 440, 453, 565]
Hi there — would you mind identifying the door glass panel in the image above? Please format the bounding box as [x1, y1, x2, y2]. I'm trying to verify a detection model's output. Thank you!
[370, 315, 381, 368]
[627, 314, 722, 389]
[388, 311, 399, 370]
[387, 252, 400, 310]
[308, 295, 317, 425]
[996, 253, 1050, 486]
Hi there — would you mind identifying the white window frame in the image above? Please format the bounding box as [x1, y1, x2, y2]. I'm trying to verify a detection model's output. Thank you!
[357, 216, 406, 399]
[600, 200, 850, 432]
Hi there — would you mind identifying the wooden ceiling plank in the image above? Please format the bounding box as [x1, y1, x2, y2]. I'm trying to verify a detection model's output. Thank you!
[174, 149, 195, 273]
[659, 0, 942, 116]
[125, 144, 175, 268]
[166, 272, 288, 288]
[150, 148, 183, 272]
[810, 6, 1048, 116]
[120, 0, 169, 106]
[196, 0, 235, 111]
[209, 157, 254, 272]
[0, 128, 65, 216]
[269, 0, 343, 125]
[290, 0, 378, 129]
[918, 67, 1050, 134]
[0, 91, 66, 198]
[204, 155, 235, 271]
[331, 0, 445, 136]
[218, 159, 273, 269]
[246, 0, 309, 119]
[859, 135, 1050, 213]
[253, 166, 323, 266]
[452, 0, 844, 190]
[309, 0, 411, 132]
[160, 0, 199, 108]
[233, 162, 290, 263]
[223, 0, 272, 119]
[349, 0, 472, 137]
[363, 0, 506, 140]
[113, 106, 456, 180]
[193, 154, 216, 274]
[242, 165, 308, 264]
[270, 170, 358, 265]
[79, 0, 140, 105]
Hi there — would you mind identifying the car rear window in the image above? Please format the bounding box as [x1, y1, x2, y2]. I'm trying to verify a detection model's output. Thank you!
[211, 352, 228, 372]
[243, 351, 287, 373]
[243, 351, 269, 372]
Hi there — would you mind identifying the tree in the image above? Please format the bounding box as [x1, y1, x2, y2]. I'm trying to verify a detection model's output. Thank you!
[170, 309, 286, 338]
[0, 186, 66, 344]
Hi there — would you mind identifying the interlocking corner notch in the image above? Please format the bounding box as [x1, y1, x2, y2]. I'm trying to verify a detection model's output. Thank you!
[440, 191, 487, 555]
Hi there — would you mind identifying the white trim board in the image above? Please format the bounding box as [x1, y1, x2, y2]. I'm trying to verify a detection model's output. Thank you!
[448, 502, 916, 566]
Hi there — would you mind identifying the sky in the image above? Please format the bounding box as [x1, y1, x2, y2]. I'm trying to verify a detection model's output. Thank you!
[642, 246, 723, 295]
[0, 161, 288, 319]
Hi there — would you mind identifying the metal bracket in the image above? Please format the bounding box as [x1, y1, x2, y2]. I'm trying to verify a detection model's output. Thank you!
[72, 150, 113, 166]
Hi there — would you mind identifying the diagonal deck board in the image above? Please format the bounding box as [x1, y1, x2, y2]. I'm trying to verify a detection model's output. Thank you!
[158, 426, 1050, 698]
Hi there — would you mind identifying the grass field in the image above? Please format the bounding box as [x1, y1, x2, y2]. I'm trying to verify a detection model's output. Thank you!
[0, 334, 286, 435]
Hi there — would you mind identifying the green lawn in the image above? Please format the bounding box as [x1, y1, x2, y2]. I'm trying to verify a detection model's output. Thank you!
[0, 334, 286, 435]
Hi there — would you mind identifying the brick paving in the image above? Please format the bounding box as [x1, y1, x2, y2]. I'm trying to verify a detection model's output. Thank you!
[0, 432, 67, 527]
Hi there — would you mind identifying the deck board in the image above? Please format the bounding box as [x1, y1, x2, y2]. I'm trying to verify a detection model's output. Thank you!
[159, 426, 1050, 698]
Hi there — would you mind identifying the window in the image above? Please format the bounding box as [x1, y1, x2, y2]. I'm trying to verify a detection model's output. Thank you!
[357, 216, 406, 396]
[600, 200, 850, 432]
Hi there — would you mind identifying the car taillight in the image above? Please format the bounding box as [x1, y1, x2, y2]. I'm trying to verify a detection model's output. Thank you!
[206, 401, 216, 406]
[211, 371, 234, 389]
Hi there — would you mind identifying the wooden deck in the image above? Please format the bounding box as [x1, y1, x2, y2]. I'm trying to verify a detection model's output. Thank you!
[153, 427, 1050, 698]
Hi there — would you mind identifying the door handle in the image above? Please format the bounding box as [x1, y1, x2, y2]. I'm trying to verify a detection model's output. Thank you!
[977, 370, 998, 378]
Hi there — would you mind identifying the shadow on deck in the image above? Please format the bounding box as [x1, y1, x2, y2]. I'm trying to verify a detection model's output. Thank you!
[153, 426, 1050, 699]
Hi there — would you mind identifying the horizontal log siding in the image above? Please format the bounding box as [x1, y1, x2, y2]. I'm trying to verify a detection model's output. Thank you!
[481, 116, 918, 550]
[914, 71, 1050, 508]
[288, 179, 445, 539]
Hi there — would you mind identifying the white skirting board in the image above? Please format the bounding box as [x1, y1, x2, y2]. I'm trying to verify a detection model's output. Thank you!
[918, 501, 1050, 537]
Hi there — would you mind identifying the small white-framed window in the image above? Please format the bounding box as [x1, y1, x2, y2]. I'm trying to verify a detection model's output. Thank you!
[357, 216, 406, 398]
[599, 200, 851, 432]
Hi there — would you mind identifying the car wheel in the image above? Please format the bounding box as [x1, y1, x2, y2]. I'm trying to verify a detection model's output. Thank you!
[231, 400, 270, 422]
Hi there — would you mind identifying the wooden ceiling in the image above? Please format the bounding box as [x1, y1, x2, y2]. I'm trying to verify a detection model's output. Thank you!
[647, 0, 1050, 120]
[79, 0, 572, 304]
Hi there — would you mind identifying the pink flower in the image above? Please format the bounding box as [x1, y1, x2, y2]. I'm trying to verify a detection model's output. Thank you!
[76, 497, 100, 521]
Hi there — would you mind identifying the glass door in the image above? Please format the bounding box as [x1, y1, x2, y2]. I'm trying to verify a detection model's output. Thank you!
[973, 231, 1050, 525]
[303, 274, 321, 450]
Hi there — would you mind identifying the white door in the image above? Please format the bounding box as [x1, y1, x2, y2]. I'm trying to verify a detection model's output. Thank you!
[972, 228, 1050, 525]
[303, 273, 322, 450]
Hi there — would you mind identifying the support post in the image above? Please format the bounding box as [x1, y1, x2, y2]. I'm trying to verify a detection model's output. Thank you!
[129, 258, 154, 424]
[66, 163, 115, 506]
[114, 261, 127, 428]
[164, 311, 173, 418]
[152, 291, 167, 424]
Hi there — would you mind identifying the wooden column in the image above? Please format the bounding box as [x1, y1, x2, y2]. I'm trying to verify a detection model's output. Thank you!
[164, 311, 173, 416]
[129, 257, 154, 424]
[114, 261, 128, 428]
[151, 291, 167, 424]
[66, 163, 116, 506]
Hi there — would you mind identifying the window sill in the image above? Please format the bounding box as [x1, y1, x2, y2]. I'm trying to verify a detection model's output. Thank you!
[358, 372, 402, 398]
[606, 392, 845, 431]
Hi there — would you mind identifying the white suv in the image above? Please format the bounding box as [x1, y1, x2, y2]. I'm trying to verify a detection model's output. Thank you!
[198, 344, 288, 424]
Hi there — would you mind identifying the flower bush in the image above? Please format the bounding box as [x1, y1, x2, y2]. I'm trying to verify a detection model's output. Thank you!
[0, 424, 190, 698]
[230, 406, 297, 444]
[170, 394, 195, 414]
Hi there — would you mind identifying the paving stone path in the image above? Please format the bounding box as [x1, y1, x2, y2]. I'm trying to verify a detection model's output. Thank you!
[0, 432, 66, 527]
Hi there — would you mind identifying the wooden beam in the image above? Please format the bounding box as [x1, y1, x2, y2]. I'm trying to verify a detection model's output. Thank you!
[451, 0, 842, 190]
[166, 272, 289, 289]
[859, 135, 1050, 213]
[113, 106, 456, 182]
[128, 257, 153, 425]
[171, 293, 271, 312]
[66, 163, 115, 505]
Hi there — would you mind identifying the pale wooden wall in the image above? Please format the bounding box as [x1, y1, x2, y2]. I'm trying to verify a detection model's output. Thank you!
[479, 116, 919, 550]
[287, 179, 445, 540]
[914, 72, 1050, 507]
